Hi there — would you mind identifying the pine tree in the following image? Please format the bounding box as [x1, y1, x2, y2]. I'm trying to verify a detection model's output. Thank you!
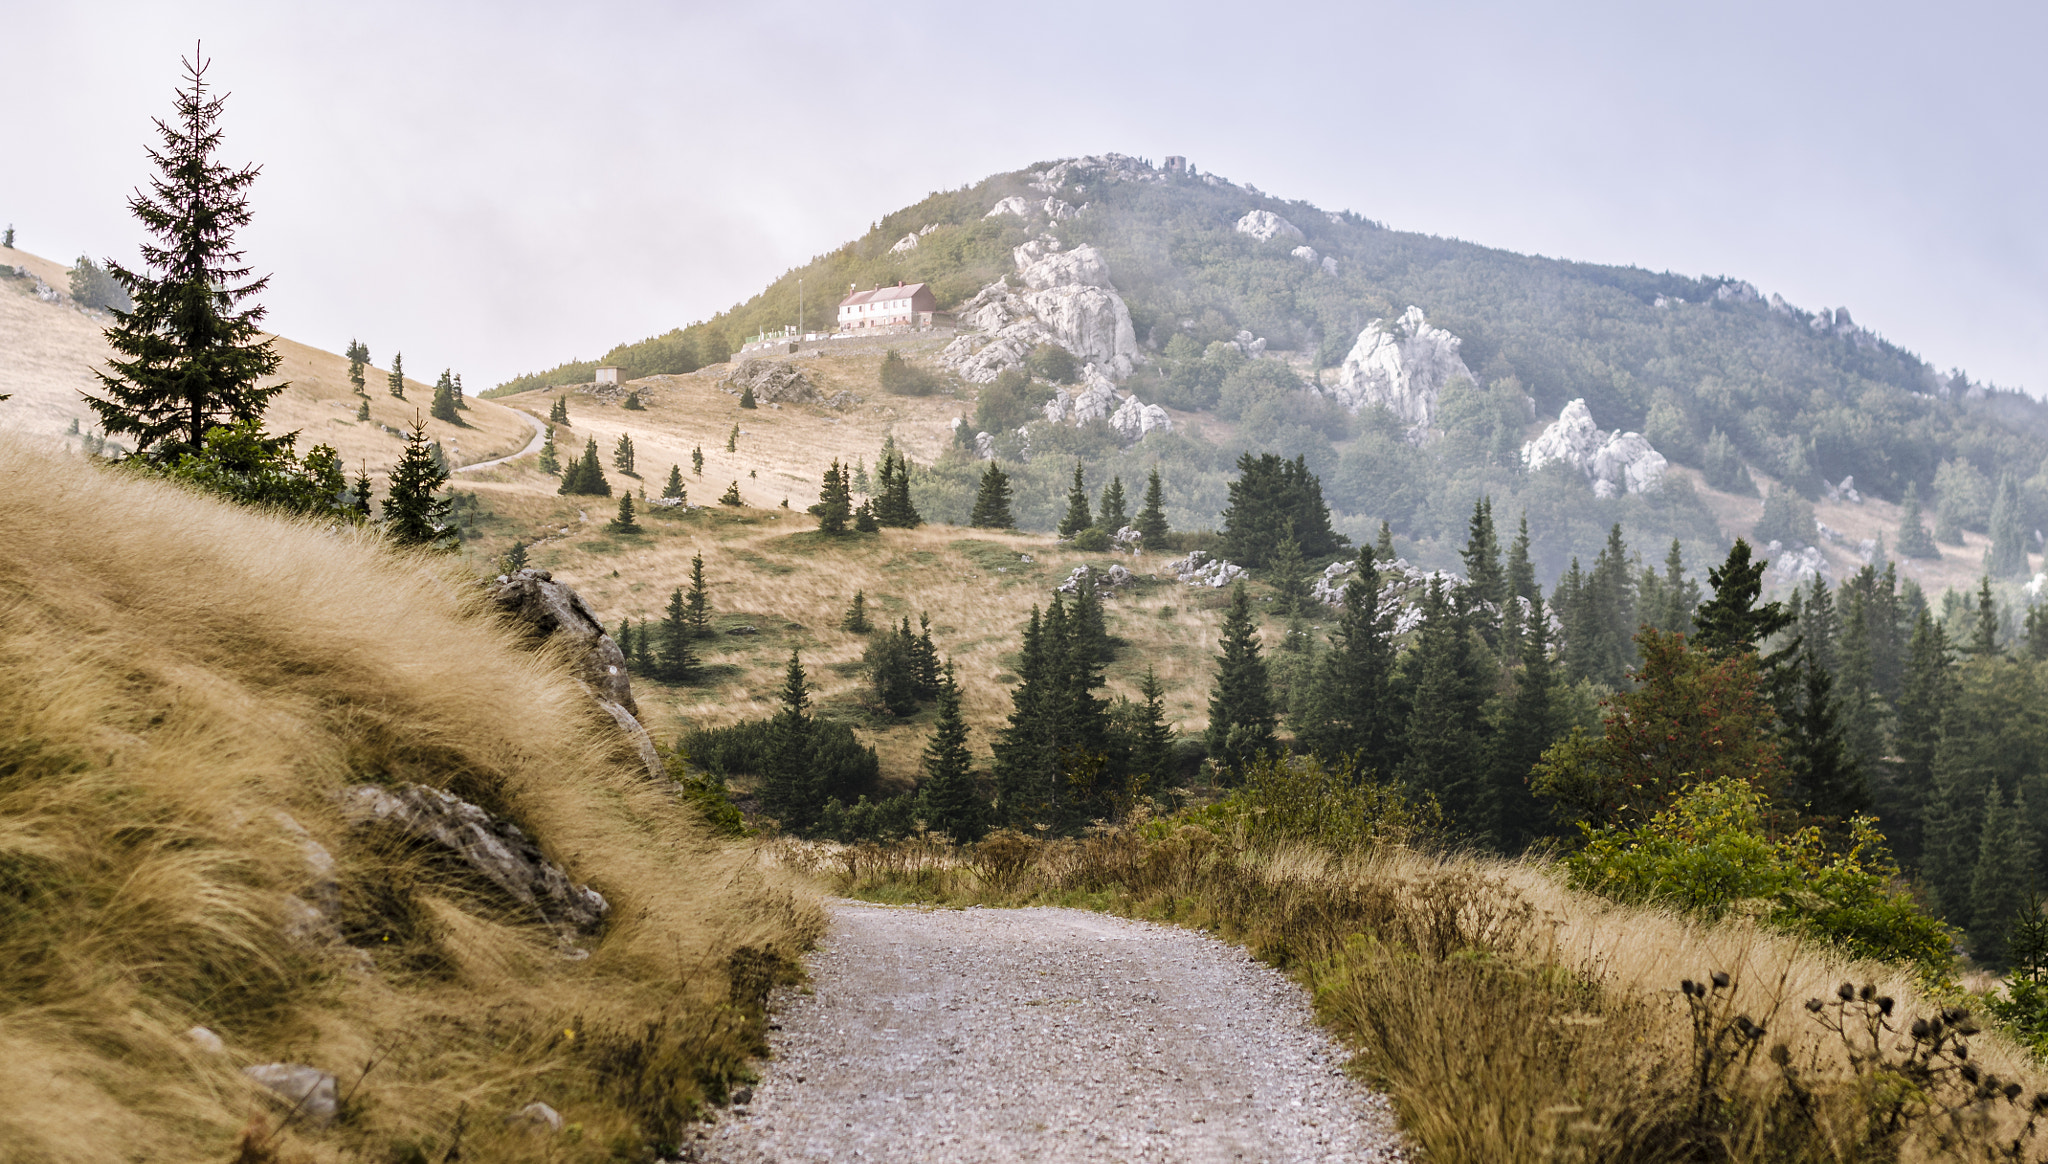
[1219, 452, 1345, 567]
[739, 383, 757, 409]
[725, 424, 738, 453]
[1130, 668, 1177, 795]
[382, 412, 451, 546]
[1922, 739, 1981, 927]
[608, 493, 639, 532]
[872, 451, 922, 527]
[866, 619, 922, 715]
[1136, 467, 1170, 543]
[1205, 582, 1276, 777]
[549, 396, 569, 426]
[659, 587, 697, 681]
[993, 606, 1054, 825]
[662, 464, 684, 500]
[918, 662, 984, 842]
[1459, 497, 1505, 609]
[1987, 473, 2030, 580]
[348, 463, 374, 522]
[761, 650, 821, 832]
[504, 541, 527, 571]
[1099, 476, 1129, 533]
[1972, 576, 2000, 656]
[684, 554, 712, 637]
[453, 372, 466, 410]
[558, 438, 611, 496]
[388, 352, 405, 398]
[852, 457, 871, 494]
[90, 52, 282, 453]
[2028, 603, 2048, 662]
[1268, 527, 1309, 617]
[613, 432, 636, 476]
[355, 398, 370, 422]
[910, 613, 941, 698]
[970, 462, 1014, 529]
[620, 388, 639, 411]
[1059, 462, 1093, 537]
[1374, 521, 1397, 563]
[1489, 591, 1560, 847]
[537, 426, 560, 475]
[428, 369, 457, 423]
[1781, 644, 1866, 827]
[719, 480, 743, 506]
[1969, 785, 2038, 965]
[1694, 538, 1792, 656]
[853, 499, 879, 532]
[1298, 549, 1398, 770]
[2, 225, 12, 248]
[346, 339, 368, 395]
[1398, 579, 1491, 829]
[1896, 481, 1940, 559]
[842, 589, 871, 633]
[632, 618, 654, 673]
[816, 459, 852, 534]
[691, 445, 704, 475]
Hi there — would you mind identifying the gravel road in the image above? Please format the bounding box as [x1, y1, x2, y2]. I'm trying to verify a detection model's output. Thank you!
[691, 901, 1405, 1163]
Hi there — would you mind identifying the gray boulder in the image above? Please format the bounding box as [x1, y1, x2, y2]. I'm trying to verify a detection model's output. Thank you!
[488, 568, 661, 778]
[723, 359, 818, 404]
[338, 783, 609, 939]
[244, 1064, 339, 1125]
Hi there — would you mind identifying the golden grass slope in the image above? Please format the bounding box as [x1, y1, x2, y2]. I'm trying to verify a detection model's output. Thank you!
[0, 436, 820, 1163]
[0, 244, 535, 476]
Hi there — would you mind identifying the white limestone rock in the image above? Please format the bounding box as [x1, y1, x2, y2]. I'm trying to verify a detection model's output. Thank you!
[1109, 393, 1172, 444]
[1163, 550, 1247, 588]
[1765, 540, 1833, 587]
[1318, 306, 1473, 437]
[1292, 245, 1319, 264]
[985, 196, 1034, 218]
[1043, 197, 1076, 220]
[974, 431, 996, 460]
[1521, 399, 1667, 496]
[1235, 209, 1304, 242]
[245, 1064, 340, 1125]
[1321, 256, 1339, 276]
[1112, 526, 1143, 555]
[1013, 241, 1141, 379]
[889, 233, 919, 254]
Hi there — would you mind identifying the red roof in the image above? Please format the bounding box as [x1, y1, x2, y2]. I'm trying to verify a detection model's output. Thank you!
[839, 282, 928, 308]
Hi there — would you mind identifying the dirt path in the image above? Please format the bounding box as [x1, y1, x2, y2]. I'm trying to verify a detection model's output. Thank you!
[453, 406, 545, 472]
[691, 901, 1405, 1163]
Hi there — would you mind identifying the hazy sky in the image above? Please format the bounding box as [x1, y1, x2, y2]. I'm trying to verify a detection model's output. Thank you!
[7, 1, 2044, 394]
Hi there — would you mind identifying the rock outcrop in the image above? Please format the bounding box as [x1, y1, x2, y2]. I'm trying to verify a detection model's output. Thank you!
[1309, 557, 1561, 640]
[1317, 306, 1474, 437]
[889, 233, 919, 254]
[1055, 564, 1136, 596]
[1520, 399, 1668, 497]
[488, 568, 662, 778]
[1291, 245, 1318, 264]
[244, 1064, 340, 1125]
[1764, 541, 1833, 587]
[722, 359, 818, 405]
[1163, 551, 1247, 588]
[985, 196, 1034, 218]
[942, 238, 1142, 383]
[1235, 210, 1304, 242]
[338, 783, 610, 941]
[1109, 394, 1172, 443]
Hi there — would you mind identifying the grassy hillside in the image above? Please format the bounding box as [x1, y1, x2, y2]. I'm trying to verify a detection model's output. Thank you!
[0, 436, 819, 1162]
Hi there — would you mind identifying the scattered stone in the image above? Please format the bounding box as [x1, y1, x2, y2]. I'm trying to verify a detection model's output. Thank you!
[1234, 209, 1305, 242]
[184, 1026, 226, 1055]
[825, 390, 860, 410]
[509, 1102, 564, 1133]
[1317, 307, 1475, 438]
[1823, 475, 1863, 504]
[727, 625, 760, 636]
[1054, 564, 1135, 596]
[1163, 551, 1247, 588]
[243, 1064, 339, 1125]
[1111, 526, 1143, 555]
[722, 359, 818, 405]
[648, 496, 684, 508]
[337, 783, 610, 939]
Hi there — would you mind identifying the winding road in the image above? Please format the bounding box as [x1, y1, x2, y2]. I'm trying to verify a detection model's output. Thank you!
[691, 902, 1405, 1164]
[453, 406, 546, 473]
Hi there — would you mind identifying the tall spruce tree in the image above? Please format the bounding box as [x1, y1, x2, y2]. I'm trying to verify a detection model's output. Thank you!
[842, 589, 871, 633]
[1219, 452, 1344, 567]
[1896, 481, 1941, 559]
[918, 662, 984, 842]
[970, 462, 1014, 528]
[613, 432, 636, 476]
[1885, 610, 1955, 862]
[430, 369, 459, 423]
[346, 339, 368, 394]
[684, 554, 712, 637]
[1298, 549, 1399, 772]
[1781, 643, 1866, 826]
[1459, 497, 1505, 609]
[816, 459, 852, 534]
[1268, 527, 1310, 617]
[1922, 744, 1981, 927]
[537, 426, 560, 475]
[1694, 538, 1792, 656]
[558, 437, 611, 496]
[1398, 578, 1491, 830]
[1489, 591, 1560, 847]
[872, 450, 922, 527]
[1969, 785, 2039, 965]
[382, 413, 451, 546]
[1058, 463, 1093, 537]
[1099, 476, 1129, 533]
[1205, 582, 1276, 777]
[1987, 473, 2029, 580]
[608, 493, 639, 533]
[549, 395, 568, 426]
[1135, 467, 1169, 542]
[1130, 668, 1176, 795]
[691, 445, 703, 475]
[1972, 576, 2001, 656]
[761, 651, 821, 832]
[91, 52, 283, 453]
[388, 353, 405, 398]
[659, 586, 697, 681]
[662, 464, 684, 500]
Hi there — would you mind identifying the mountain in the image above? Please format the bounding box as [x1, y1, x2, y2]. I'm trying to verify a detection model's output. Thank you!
[502, 154, 2048, 587]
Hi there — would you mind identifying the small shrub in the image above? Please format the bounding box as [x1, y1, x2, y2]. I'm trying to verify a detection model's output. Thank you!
[1070, 526, 1110, 552]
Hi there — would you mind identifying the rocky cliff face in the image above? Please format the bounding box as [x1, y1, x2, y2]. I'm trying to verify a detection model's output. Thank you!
[1520, 399, 1668, 497]
[1316, 306, 1475, 438]
[941, 234, 1142, 383]
[1235, 209, 1304, 242]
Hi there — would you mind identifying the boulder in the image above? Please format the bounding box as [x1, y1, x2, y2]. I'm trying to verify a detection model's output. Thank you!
[1112, 526, 1143, 554]
[888, 233, 919, 254]
[1042, 197, 1076, 220]
[944, 240, 1143, 383]
[338, 783, 610, 939]
[1520, 399, 1667, 497]
[244, 1064, 339, 1125]
[1291, 245, 1318, 264]
[1043, 368, 1119, 424]
[510, 1102, 564, 1134]
[1163, 551, 1247, 588]
[1234, 210, 1304, 242]
[184, 1026, 227, 1055]
[1055, 564, 1135, 596]
[722, 359, 818, 405]
[1321, 256, 1339, 276]
[1108, 394, 1171, 444]
[974, 431, 996, 460]
[985, 196, 1034, 218]
[1318, 306, 1474, 437]
[1764, 541, 1833, 587]
[488, 568, 661, 778]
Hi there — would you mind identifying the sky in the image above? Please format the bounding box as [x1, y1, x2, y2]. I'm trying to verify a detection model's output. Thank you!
[6, 1, 2045, 394]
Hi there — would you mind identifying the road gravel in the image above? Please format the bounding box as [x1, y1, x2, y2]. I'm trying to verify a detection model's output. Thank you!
[690, 901, 1406, 1163]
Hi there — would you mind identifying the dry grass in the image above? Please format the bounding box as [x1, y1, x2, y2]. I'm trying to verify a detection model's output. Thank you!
[811, 825, 2048, 1163]
[0, 435, 821, 1162]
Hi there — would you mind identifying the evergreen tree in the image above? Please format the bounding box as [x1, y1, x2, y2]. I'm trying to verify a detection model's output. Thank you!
[537, 425, 560, 475]
[632, 618, 654, 673]
[725, 424, 738, 452]
[1797, 574, 1839, 673]
[1969, 786, 2039, 965]
[1130, 668, 1177, 795]
[1781, 644, 1866, 827]
[659, 586, 697, 681]
[2027, 603, 2048, 662]
[1694, 538, 1792, 656]
[1972, 576, 2000, 656]
[1099, 476, 1129, 533]
[1205, 582, 1276, 777]
[1398, 579, 1491, 829]
[1459, 497, 1505, 609]
[430, 369, 459, 423]
[842, 589, 871, 633]
[853, 499, 879, 532]
[1500, 512, 1538, 658]
[684, 554, 712, 637]
[608, 493, 639, 532]
[388, 352, 405, 398]
[382, 413, 451, 546]
[1219, 452, 1345, 567]
[970, 462, 1014, 528]
[871, 450, 922, 527]
[348, 463, 373, 522]
[1922, 739, 1981, 927]
[453, 372, 466, 410]
[918, 662, 984, 842]
[2, 225, 12, 248]
[1135, 467, 1170, 543]
[90, 53, 283, 453]
[866, 620, 922, 715]
[1834, 579, 1886, 775]
[719, 481, 742, 506]
[615, 618, 635, 671]
[613, 432, 636, 476]
[1268, 527, 1309, 617]
[1896, 481, 1940, 559]
[816, 459, 852, 534]
[1374, 521, 1397, 563]
[739, 383, 757, 408]
[1653, 540, 1701, 636]
[691, 445, 703, 475]
[1987, 473, 2030, 580]
[355, 399, 370, 422]
[662, 464, 684, 499]
[346, 339, 368, 395]
[557, 438, 611, 496]
[911, 613, 941, 698]
[504, 541, 527, 571]
[1299, 549, 1399, 771]
[1489, 591, 1560, 847]
[760, 651, 821, 832]
[548, 395, 569, 426]
[1058, 462, 1093, 537]
[991, 599, 1112, 829]
[621, 388, 641, 410]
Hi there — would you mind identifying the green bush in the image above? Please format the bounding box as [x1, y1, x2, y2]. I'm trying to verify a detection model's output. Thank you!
[879, 349, 942, 396]
[1070, 526, 1110, 551]
[1565, 778, 1953, 969]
